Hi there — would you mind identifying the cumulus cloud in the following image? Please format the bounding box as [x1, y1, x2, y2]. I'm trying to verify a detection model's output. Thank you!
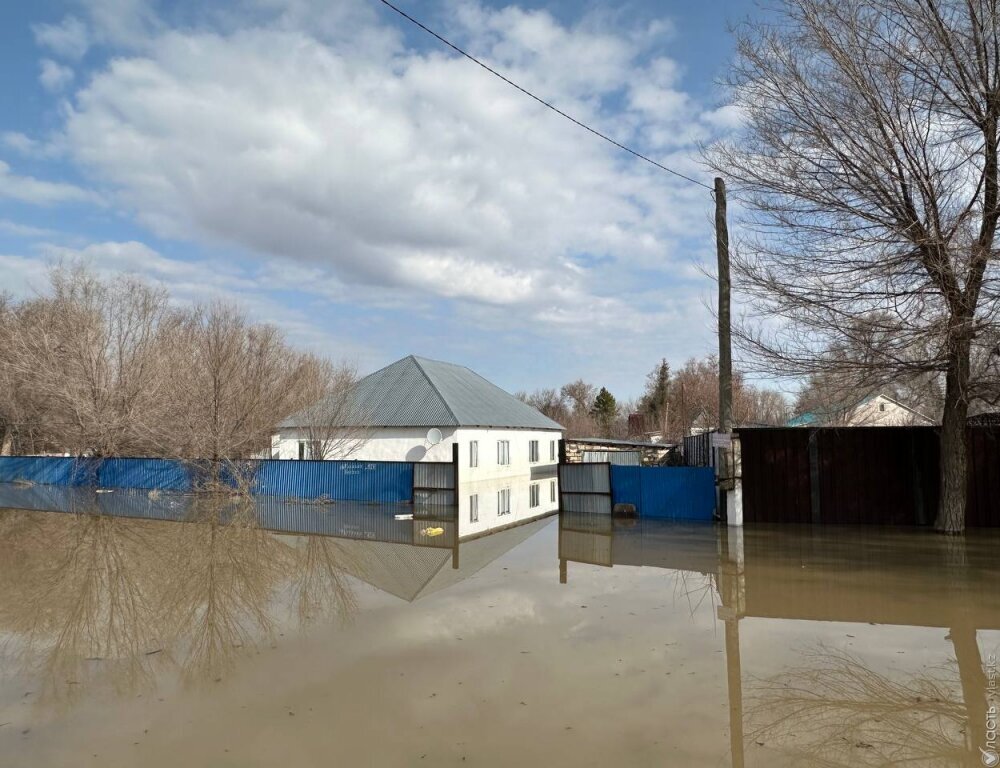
[1, 132, 42, 155]
[39, 59, 75, 92]
[32, 15, 90, 60]
[8, 1, 744, 391]
[61, 5, 724, 322]
[0, 160, 98, 205]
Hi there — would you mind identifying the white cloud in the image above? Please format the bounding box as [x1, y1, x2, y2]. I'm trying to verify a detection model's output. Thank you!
[39, 59, 74, 92]
[60, 6, 722, 323]
[1, 132, 42, 155]
[26, 240, 374, 361]
[32, 15, 90, 60]
[0, 160, 99, 206]
[0, 219, 61, 239]
[0, 254, 53, 296]
[83, 0, 161, 49]
[6, 2, 748, 393]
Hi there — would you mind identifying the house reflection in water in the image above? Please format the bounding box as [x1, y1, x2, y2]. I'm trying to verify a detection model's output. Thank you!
[0, 473, 555, 703]
[558, 513, 1000, 767]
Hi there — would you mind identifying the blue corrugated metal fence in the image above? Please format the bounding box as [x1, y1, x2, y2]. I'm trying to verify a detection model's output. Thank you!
[611, 465, 716, 521]
[0, 456, 421, 503]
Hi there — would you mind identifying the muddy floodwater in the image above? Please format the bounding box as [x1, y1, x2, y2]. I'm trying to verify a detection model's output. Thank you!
[1, 493, 999, 767]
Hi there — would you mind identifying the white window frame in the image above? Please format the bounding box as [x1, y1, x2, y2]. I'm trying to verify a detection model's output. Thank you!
[550, 480, 556, 502]
[529, 483, 540, 508]
[298, 441, 307, 460]
[497, 440, 510, 466]
[470, 440, 479, 468]
[529, 439, 539, 463]
[470, 494, 479, 523]
[498, 487, 511, 516]
[550, 440, 556, 461]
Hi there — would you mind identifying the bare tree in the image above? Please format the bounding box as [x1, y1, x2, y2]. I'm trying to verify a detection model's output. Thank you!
[163, 301, 326, 468]
[709, 0, 1000, 532]
[3, 265, 178, 457]
[515, 388, 571, 425]
[0, 266, 357, 473]
[293, 361, 370, 460]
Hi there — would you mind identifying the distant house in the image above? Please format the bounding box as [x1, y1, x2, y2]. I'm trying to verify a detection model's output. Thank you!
[788, 393, 934, 427]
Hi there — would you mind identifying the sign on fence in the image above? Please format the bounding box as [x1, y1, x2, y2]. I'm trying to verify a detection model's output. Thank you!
[711, 432, 732, 448]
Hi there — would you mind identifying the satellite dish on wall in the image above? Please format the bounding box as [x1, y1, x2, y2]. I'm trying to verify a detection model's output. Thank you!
[426, 428, 443, 446]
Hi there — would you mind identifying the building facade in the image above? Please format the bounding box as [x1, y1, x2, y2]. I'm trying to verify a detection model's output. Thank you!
[788, 393, 935, 427]
[272, 355, 563, 536]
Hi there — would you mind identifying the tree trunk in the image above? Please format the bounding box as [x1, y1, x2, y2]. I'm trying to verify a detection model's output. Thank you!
[935, 335, 972, 534]
[951, 623, 987, 759]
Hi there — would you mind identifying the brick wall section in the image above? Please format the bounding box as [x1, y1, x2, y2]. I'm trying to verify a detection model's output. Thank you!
[563, 439, 672, 466]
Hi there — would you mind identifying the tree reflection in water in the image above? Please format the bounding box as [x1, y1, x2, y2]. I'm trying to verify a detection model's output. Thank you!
[746, 636, 992, 767]
[0, 498, 361, 704]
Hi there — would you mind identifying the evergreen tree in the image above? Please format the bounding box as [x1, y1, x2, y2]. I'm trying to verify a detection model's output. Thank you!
[590, 387, 617, 435]
[639, 359, 670, 433]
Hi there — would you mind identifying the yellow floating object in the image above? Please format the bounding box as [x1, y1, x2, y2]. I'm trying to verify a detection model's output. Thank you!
[420, 526, 445, 537]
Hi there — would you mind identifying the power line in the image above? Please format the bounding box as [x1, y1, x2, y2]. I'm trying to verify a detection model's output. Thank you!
[375, 0, 714, 192]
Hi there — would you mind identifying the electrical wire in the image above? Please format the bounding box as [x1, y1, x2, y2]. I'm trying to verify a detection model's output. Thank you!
[376, 0, 715, 191]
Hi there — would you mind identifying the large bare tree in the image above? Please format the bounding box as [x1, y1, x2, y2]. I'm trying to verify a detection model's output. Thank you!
[710, 0, 1000, 532]
[0, 266, 356, 467]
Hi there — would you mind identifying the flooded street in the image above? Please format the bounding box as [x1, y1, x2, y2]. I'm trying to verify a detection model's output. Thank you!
[1, 495, 998, 767]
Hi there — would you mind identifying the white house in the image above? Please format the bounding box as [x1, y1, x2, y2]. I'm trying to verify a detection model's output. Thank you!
[788, 393, 935, 427]
[272, 355, 563, 536]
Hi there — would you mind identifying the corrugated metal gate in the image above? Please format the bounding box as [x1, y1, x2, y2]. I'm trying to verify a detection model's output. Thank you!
[558, 463, 612, 515]
[558, 462, 716, 521]
[739, 426, 1000, 526]
[610, 466, 716, 521]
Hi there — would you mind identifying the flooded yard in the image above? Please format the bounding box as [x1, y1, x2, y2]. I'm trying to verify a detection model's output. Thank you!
[0, 491, 998, 767]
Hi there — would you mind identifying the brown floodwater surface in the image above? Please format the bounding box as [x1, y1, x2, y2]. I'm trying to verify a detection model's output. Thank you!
[1, 500, 999, 767]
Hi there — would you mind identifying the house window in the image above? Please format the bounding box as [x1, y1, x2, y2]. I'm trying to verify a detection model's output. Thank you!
[529, 483, 540, 508]
[497, 440, 510, 466]
[298, 441, 307, 460]
[550, 480, 556, 502]
[879, 403, 886, 412]
[498, 487, 511, 516]
[470, 440, 479, 468]
[550, 440, 556, 461]
[470, 494, 479, 523]
[529, 440, 539, 463]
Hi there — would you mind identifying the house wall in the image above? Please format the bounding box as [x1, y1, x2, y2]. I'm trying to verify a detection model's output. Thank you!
[457, 473, 559, 538]
[272, 427, 563, 477]
[849, 396, 933, 426]
[272, 427, 459, 462]
[453, 427, 561, 481]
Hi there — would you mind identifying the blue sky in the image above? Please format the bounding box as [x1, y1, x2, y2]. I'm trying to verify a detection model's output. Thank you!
[0, 0, 760, 400]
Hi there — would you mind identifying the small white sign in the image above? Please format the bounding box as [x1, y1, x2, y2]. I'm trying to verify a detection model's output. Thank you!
[711, 432, 732, 448]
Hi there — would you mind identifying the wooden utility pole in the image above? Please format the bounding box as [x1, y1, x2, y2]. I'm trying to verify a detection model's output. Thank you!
[715, 177, 733, 433]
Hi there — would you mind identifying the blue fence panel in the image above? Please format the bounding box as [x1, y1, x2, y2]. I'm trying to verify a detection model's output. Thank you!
[95, 458, 193, 491]
[252, 459, 414, 502]
[609, 465, 641, 511]
[610, 465, 716, 521]
[0, 456, 420, 503]
[0, 456, 78, 486]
